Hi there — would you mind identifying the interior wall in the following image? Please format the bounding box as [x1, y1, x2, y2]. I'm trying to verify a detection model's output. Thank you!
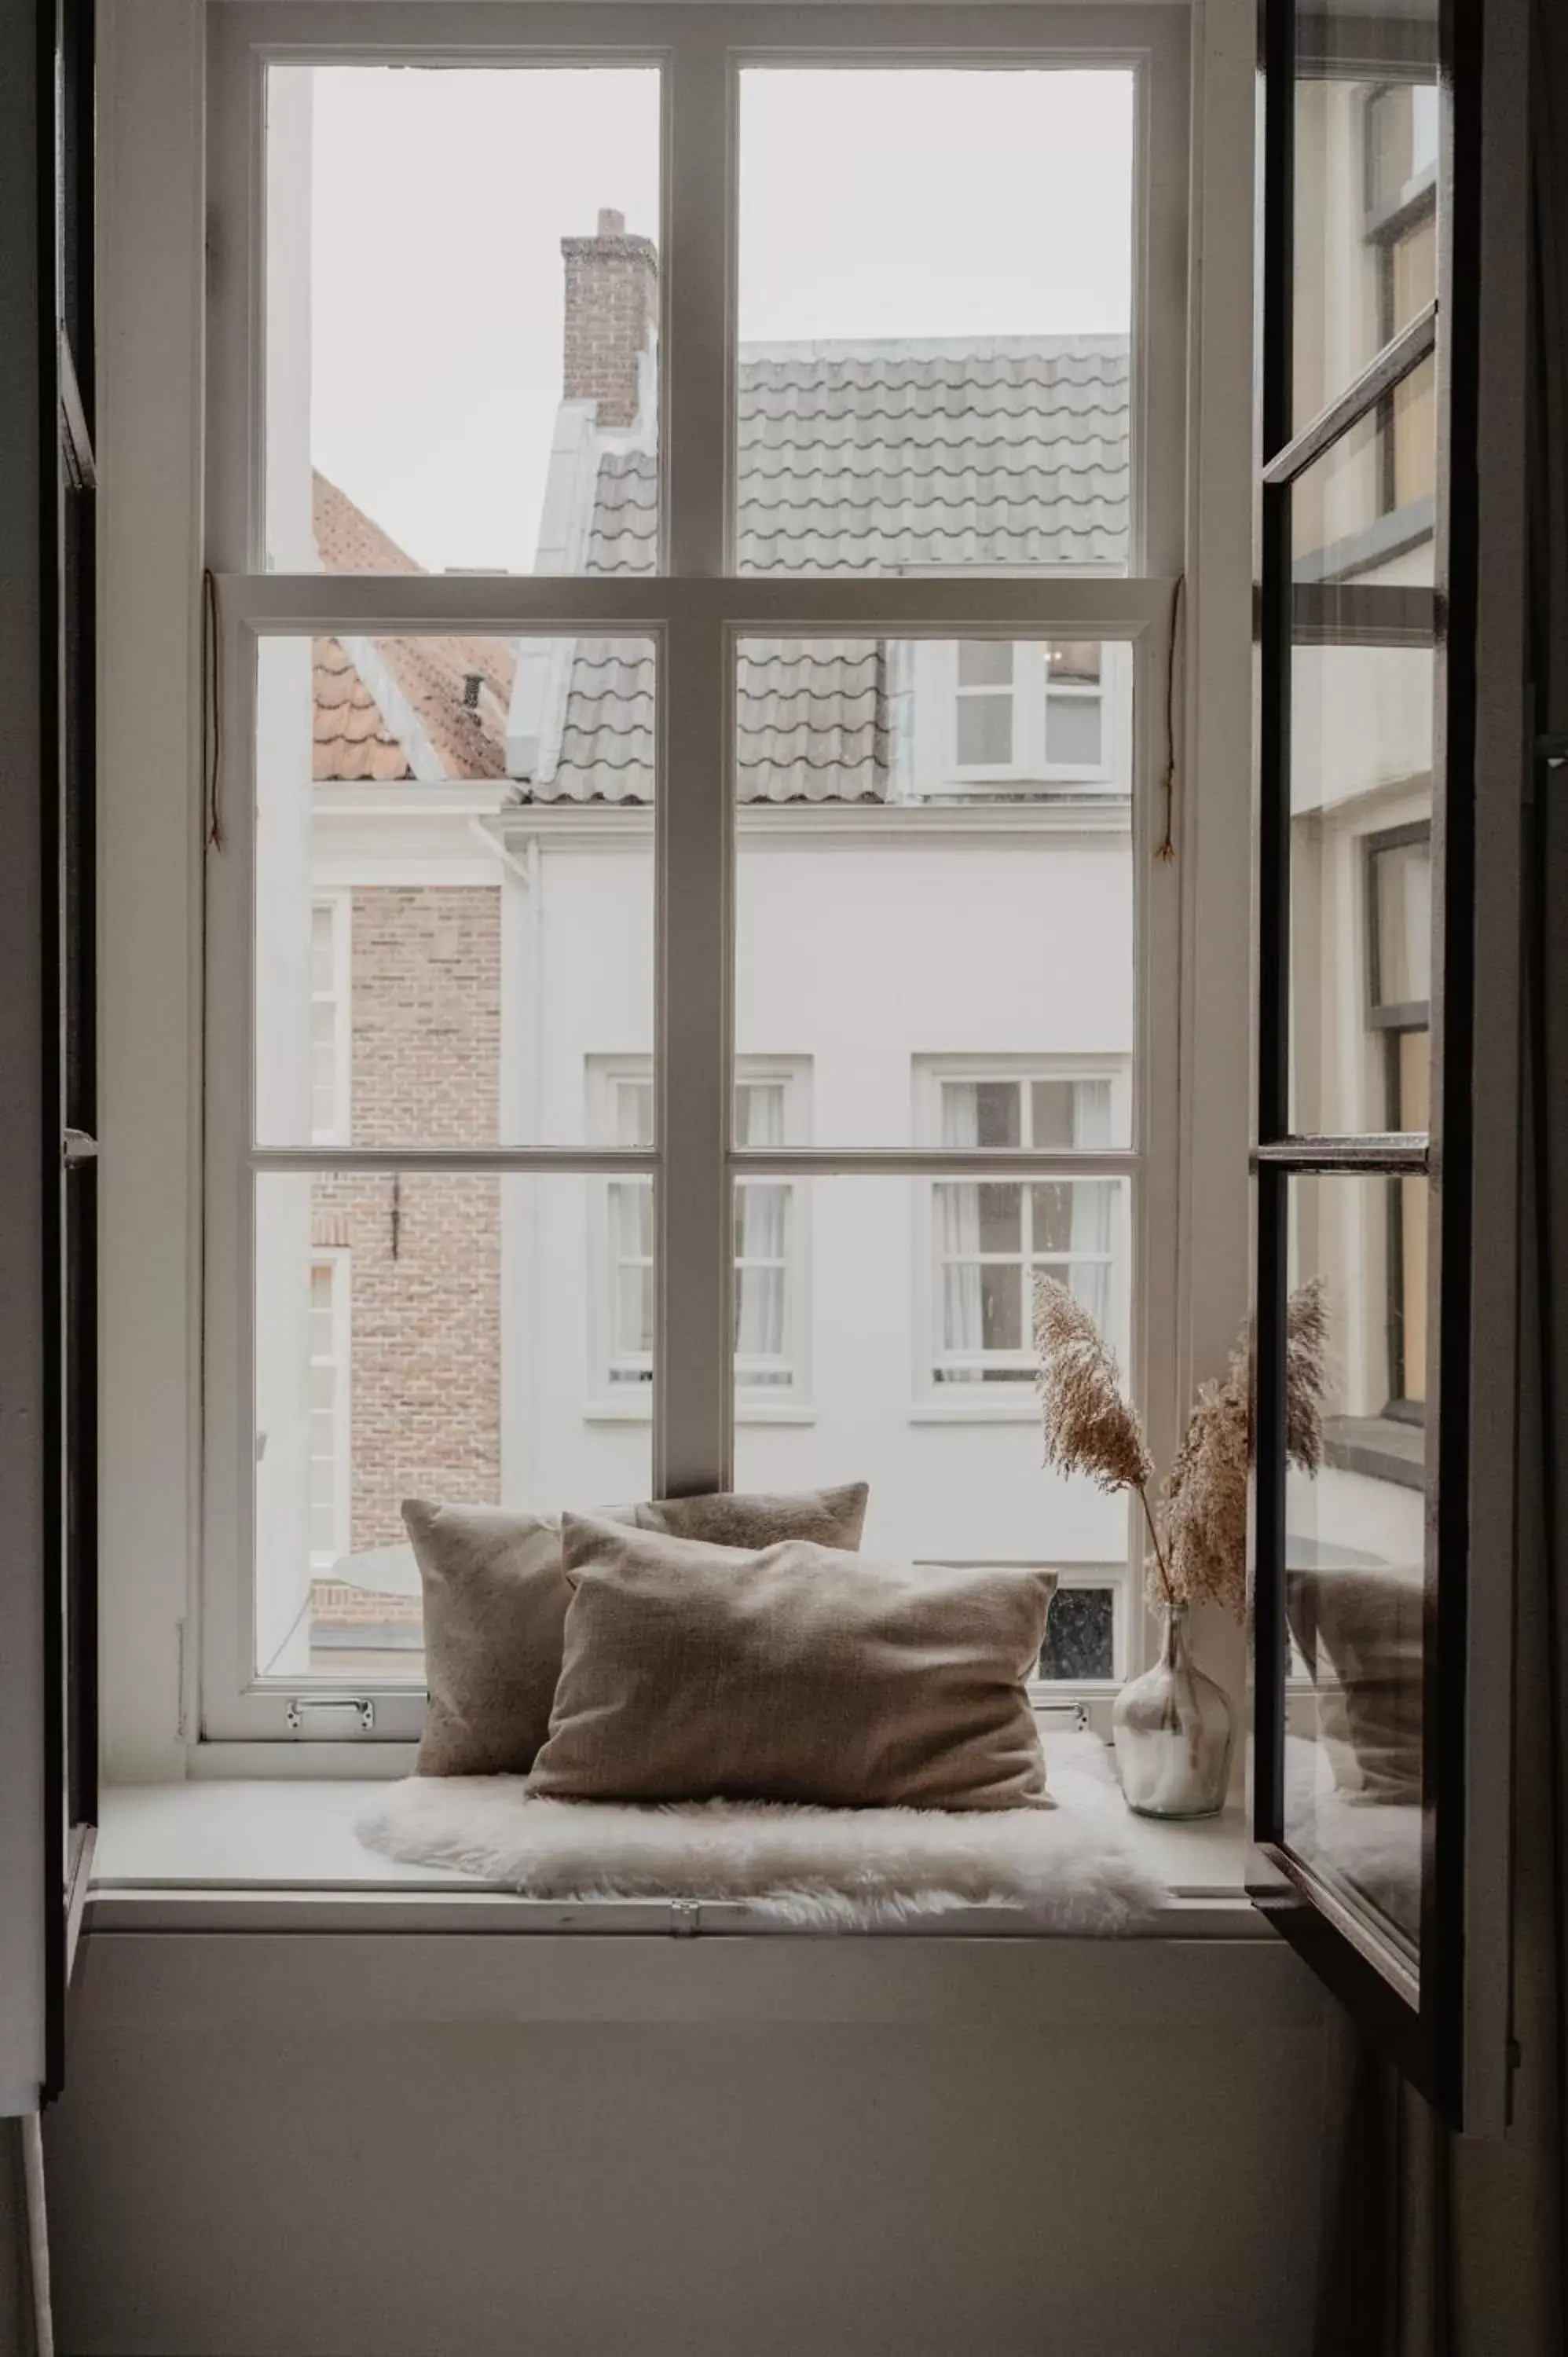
[46, 1930, 1333, 2357]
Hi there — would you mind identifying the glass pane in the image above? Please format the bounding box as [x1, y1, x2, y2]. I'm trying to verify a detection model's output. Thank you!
[265, 68, 661, 574]
[736, 70, 1134, 575]
[1283, 1174, 1427, 1963]
[1370, 834, 1432, 1010]
[1291, 14, 1438, 431]
[732, 1172, 1134, 1619]
[1049, 641, 1102, 685]
[615, 1263, 654, 1357]
[1288, 374, 1435, 1134]
[958, 642, 1013, 688]
[255, 635, 656, 1146]
[254, 1172, 654, 1681]
[957, 695, 1014, 767]
[734, 641, 1134, 1146]
[1046, 694, 1104, 767]
[1039, 1585, 1116, 1681]
[979, 1265, 1023, 1352]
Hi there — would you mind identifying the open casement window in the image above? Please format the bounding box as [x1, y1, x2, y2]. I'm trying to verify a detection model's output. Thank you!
[200, 2, 1189, 1745]
[43, 0, 98, 2099]
[0, 0, 101, 2108]
[1250, 0, 1516, 2128]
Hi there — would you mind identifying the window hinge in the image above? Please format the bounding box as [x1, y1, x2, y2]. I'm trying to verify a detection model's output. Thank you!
[285, 1695, 376, 1736]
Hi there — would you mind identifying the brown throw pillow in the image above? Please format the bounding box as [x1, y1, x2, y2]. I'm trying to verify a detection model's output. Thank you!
[1286, 1563, 1423, 1804]
[404, 1483, 868, 1776]
[529, 1516, 1056, 1810]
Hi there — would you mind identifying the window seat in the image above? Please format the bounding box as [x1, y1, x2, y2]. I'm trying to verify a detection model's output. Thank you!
[86, 1772, 1266, 1940]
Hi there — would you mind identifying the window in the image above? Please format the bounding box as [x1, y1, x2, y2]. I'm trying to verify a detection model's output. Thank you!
[194, 2, 1190, 1744]
[1367, 825, 1430, 1414]
[310, 897, 351, 1146]
[307, 1255, 352, 1569]
[605, 1078, 656, 1388]
[919, 1063, 1130, 1392]
[950, 642, 1119, 785]
[596, 1063, 808, 1407]
[1253, 0, 1518, 2127]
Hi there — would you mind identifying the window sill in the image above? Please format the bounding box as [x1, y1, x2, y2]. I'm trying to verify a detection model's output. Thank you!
[86, 1769, 1264, 1941]
[583, 1401, 817, 1426]
[907, 1398, 1040, 1424]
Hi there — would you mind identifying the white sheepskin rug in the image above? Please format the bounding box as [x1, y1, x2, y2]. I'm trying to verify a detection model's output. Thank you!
[354, 1733, 1167, 1931]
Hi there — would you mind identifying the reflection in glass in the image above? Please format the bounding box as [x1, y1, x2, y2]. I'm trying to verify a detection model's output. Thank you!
[1291, 12, 1438, 431]
[1288, 372, 1435, 1134]
[265, 68, 661, 575]
[736, 70, 1134, 575]
[733, 640, 1134, 1149]
[255, 635, 656, 1148]
[1283, 1175, 1427, 1961]
[254, 1173, 654, 1682]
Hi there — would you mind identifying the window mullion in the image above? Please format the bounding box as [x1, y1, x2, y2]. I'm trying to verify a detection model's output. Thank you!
[658, 614, 733, 1496]
[656, 31, 735, 1496]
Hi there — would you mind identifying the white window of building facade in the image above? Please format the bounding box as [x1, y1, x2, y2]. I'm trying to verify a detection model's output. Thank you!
[918, 1061, 1132, 1395]
[310, 895, 351, 1147]
[947, 640, 1123, 787]
[598, 1063, 809, 1407]
[307, 1252, 351, 1571]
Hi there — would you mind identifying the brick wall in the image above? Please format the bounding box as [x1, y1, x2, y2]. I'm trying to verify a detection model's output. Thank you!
[561, 206, 658, 430]
[311, 885, 502, 1572]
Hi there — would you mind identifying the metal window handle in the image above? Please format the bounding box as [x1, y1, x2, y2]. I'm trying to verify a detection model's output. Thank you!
[284, 1695, 375, 1736]
[62, 1128, 98, 1165]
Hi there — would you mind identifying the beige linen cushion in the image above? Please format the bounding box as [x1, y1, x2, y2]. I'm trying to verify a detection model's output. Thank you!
[529, 1516, 1057, 1810]
[404, 1483, 868, 1776]
[1286, 1563, 1423, 1804]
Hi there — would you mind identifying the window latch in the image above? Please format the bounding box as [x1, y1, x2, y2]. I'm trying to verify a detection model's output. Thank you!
[284, 1695, 375, 1736]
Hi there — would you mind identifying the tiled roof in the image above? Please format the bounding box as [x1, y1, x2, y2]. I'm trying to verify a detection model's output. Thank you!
[313, 635, 413, 783]
[311, 475, 515, 783]
[547, 636, 885, 805]
[522, 335, 1128, 806]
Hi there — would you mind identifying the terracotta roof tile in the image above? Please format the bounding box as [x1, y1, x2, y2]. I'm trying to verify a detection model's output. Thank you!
[310, 474, 516, 782]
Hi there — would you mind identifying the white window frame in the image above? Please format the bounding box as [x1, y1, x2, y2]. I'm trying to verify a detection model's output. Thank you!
[306, 1249, 353, 1574]
[936, 639, 1131, 792]
[93, 0, 1270, 1772]
[588, 1056, 811, 1417]
[310, 893, 353, 1148]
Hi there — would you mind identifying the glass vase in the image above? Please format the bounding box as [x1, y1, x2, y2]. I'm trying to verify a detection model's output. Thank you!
[1112, 1602, 1234, 1820]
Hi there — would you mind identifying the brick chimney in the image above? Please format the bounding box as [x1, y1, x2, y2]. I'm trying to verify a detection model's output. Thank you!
[560, 207, 658, 431]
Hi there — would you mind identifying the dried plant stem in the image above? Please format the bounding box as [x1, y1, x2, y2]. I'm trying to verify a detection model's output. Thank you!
[1138, 1485, 1176, 1611]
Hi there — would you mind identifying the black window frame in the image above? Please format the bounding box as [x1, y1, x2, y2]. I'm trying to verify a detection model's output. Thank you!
[1248, 0, 1482, 2120]
[41, 0, 99, 2102]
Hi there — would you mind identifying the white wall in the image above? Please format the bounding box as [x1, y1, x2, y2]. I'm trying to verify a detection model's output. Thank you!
[46, 1929, 1335, 2357]
[502, 822, 1134, 1584]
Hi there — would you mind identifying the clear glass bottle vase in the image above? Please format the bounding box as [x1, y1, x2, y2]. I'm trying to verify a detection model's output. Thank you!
[1112, 1600, 1234, 1820]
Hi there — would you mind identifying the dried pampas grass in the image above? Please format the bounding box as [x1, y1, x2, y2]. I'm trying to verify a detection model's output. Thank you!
[1032, 1276, 1154, 1496]
[1032, 1273, 1330, 1622]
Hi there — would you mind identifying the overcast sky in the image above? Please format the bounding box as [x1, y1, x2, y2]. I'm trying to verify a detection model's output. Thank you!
[298, 66, 1134, 574]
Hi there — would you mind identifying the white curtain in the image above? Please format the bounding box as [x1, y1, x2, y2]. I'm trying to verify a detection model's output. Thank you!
[735, 1086, 788, 1367]
[1067, 1080, 1115, 1332]
[938, 1084, 984, 1374]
